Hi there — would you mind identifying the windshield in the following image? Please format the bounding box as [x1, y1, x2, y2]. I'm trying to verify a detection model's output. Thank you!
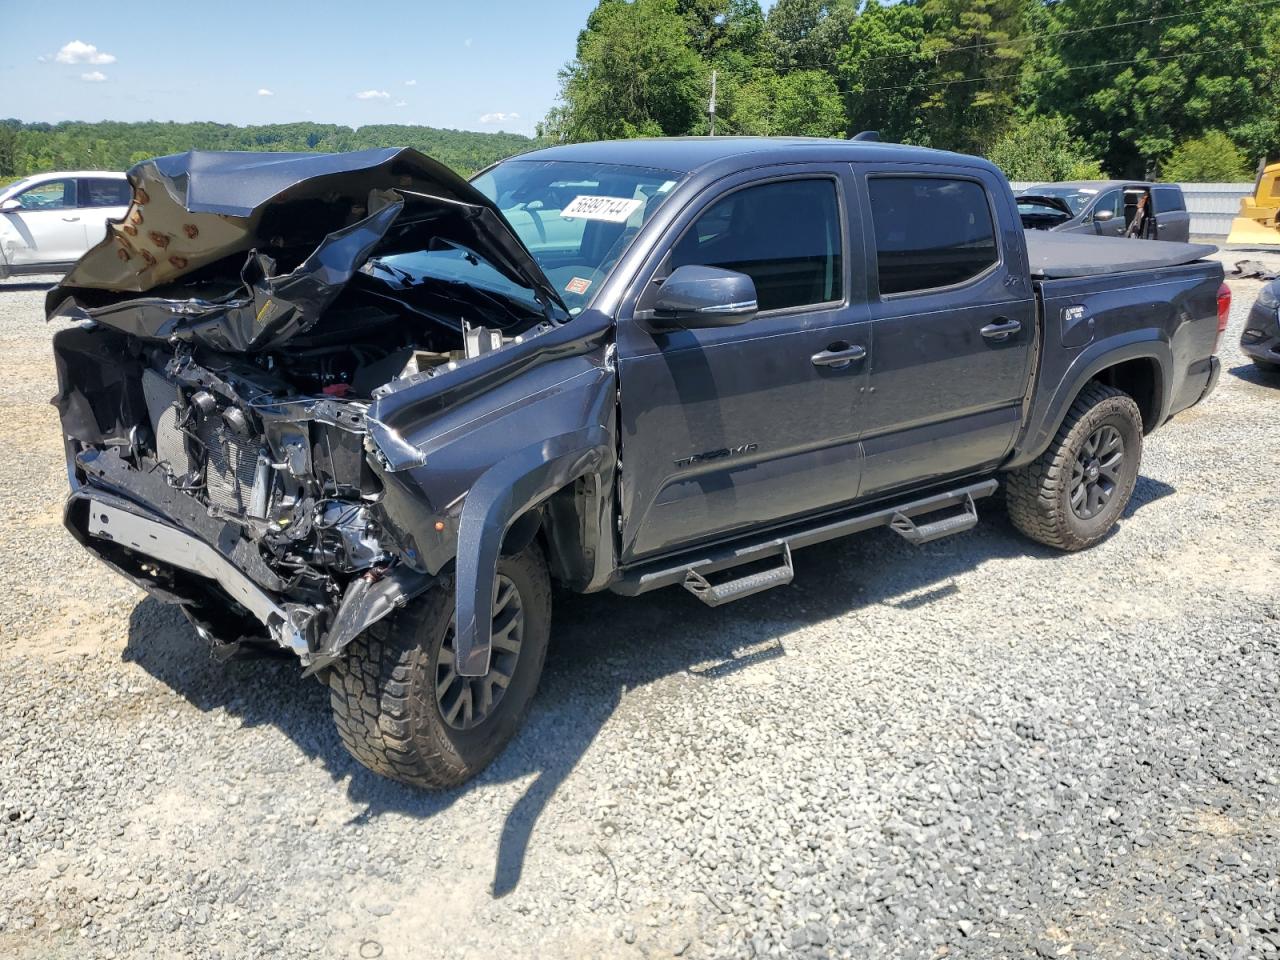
[470, 159, 682, 314]
[1023, 186, 1097, 217]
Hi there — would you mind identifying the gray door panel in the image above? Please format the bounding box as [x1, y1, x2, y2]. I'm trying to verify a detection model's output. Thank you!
[852, 164, 1036, 498]
[615, 167, 871, 562]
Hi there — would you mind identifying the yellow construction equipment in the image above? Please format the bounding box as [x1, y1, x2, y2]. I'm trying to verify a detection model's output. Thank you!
[1227, 162, 1280, 247]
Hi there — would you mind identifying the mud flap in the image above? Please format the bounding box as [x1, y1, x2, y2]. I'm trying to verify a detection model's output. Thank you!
[452, 429, 611, 676]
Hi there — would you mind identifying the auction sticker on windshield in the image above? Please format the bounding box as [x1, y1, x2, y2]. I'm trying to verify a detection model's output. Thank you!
[561, 195, 644, 223]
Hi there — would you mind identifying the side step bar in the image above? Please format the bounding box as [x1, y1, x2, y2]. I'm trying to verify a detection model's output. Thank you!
[612, 478, 998, 601]
[684, 544, 794, 607]
[889, 493, 978, 545]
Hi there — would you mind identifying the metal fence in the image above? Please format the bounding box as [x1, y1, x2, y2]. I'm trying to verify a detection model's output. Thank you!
[1009, 181, 1253, 238]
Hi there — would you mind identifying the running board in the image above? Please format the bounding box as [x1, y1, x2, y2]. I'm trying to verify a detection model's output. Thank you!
[889, 493, 978, 545]
[683, 544, 794, 607]
[610, 478, 998, 599]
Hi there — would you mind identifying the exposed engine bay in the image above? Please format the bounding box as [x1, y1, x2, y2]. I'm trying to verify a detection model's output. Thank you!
[50, 147, 571, 667]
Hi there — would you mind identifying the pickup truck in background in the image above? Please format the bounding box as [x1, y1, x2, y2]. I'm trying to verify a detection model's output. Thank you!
[1017, 180, 1191, 242]
[49, 139, 1228, 788]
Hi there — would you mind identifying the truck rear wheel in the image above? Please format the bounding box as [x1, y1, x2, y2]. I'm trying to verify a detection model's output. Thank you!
[1005, 383, 1143, 552]
[328, 542, 551, 789]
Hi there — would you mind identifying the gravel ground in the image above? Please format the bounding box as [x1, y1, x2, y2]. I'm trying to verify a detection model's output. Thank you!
[1, 267, 1278, 960]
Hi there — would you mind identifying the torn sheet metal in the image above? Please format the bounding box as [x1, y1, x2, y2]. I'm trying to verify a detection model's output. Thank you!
[47, 148, 567, 351]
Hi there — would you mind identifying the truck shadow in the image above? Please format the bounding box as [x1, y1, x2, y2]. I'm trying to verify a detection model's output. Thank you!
[122, 475, 1175, 898]
[1228, 361, 1280, 387]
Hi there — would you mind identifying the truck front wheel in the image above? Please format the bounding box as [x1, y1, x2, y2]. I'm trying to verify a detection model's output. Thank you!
[328, 541, 551, 789]
[1005, 383, 1143, 552]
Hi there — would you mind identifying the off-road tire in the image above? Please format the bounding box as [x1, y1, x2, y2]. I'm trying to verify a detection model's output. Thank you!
[328, 542, 551, 789]
[1005, 383, 1143, 552]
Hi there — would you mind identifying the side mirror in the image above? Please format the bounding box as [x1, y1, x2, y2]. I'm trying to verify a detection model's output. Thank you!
[1093, 208, 1116, 223]
[646, 265, 758, 331]
[0, 199, 20, 214]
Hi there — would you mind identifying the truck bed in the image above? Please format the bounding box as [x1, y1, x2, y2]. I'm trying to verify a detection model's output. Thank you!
[1024, 231, 1217, 279]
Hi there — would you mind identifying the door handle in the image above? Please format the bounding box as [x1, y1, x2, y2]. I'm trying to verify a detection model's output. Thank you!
[811, 344, 867, 368]
[61, 216, 81, 222]
[980, 318, 1021, 341]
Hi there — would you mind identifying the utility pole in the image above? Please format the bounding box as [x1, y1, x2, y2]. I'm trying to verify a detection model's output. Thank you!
[708, 70, 717, 137]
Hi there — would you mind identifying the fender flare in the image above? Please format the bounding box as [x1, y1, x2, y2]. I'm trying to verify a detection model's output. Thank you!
[452, 426, 613, 676]
[1015, 333, 1171, 467]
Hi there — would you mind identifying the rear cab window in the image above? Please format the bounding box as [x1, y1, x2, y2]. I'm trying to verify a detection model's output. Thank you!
[867, 176, 999, 296]
[667, 177, 843, 312]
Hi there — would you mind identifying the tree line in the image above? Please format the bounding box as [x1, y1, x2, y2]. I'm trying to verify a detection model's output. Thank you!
[0, 120, 535, 182]
[542, 0, 1280, 181]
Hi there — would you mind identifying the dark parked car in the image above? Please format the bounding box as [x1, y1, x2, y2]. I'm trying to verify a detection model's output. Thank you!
[50, 139, 1228, 788]
[1017, 181, 1191, 242]
[1241, 278, 1280, 372]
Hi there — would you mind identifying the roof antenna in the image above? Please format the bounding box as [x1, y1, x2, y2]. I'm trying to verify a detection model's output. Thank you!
[851, 130, 880, 142]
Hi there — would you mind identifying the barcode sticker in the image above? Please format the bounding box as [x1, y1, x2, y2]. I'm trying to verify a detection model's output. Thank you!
[561, 195, 644, 223]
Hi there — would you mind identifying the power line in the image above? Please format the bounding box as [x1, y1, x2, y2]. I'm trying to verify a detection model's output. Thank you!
[840, 38, 1275, 97]
[775, 0, 1280, 72]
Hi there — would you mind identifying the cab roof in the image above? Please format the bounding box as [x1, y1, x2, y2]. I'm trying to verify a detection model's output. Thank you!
[513, 136, 988, 175]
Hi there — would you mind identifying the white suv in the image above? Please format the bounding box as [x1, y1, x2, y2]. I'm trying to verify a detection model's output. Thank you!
[0, 171, 130, 278]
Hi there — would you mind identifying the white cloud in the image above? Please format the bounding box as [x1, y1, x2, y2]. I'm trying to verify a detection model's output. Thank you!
[404, 79, 417, 87]
[394, 100, 408, 108]
[36, 54, 47, 63]
[257, 88, 274, 97]
[56, 40, 116, 65]
[479, 111, 520, 124]
[355, 89, 390, 100]
[80, 71, 107, 83]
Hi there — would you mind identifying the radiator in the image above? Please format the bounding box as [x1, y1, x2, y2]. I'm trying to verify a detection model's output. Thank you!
[195, 417, 258, 513]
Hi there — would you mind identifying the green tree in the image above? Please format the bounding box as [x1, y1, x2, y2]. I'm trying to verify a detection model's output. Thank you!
[837, 1, 932, 145]
[765, 0, 857, 70]
[550, 0, 709, 141]
[2, 120, 534, 178]
[732, 69, 846, 137]
[1027, 0, 1280, 177]
[1160, 131, 1251, 182]
[917, 0, 1032, 154]
[987, 115, 1105, 181]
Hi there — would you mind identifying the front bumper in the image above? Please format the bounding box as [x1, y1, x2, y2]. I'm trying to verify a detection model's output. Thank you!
[66, 471, 429, 669]
[80, 492, 310, 654]
[1241, 300, 1280, 366]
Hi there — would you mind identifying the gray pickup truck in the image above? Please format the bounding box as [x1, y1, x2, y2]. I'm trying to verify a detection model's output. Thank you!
[49, 139, 1228, 788]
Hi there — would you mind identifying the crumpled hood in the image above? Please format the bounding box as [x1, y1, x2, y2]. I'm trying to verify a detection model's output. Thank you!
[47, 147, 565, 351]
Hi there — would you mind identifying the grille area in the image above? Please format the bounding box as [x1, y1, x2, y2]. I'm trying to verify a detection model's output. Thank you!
[195, 418, 258, 513]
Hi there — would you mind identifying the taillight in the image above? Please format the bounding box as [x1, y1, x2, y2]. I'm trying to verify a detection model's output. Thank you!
[1216, 282, 1232, 350]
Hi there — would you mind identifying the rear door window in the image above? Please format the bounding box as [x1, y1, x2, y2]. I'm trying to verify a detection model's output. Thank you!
[867, 177, 998, 296]
[1151, 185, 1185, 213]
[81, 178, 131, 207]
[668, 178, 843, 312]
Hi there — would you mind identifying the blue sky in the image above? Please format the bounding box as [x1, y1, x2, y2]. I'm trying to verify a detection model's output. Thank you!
[0, 1, 612, 136]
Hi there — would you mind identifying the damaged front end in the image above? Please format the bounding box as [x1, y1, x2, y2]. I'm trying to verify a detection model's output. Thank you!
[51, 147, 605, 671]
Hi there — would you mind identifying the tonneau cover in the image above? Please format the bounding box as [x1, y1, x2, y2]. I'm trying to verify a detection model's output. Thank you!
[1025, 231, 1217, 280]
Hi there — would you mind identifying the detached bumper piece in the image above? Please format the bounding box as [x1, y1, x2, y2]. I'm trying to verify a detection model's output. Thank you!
[86, 498, 310, 655]
[68, 479, 428, 669]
